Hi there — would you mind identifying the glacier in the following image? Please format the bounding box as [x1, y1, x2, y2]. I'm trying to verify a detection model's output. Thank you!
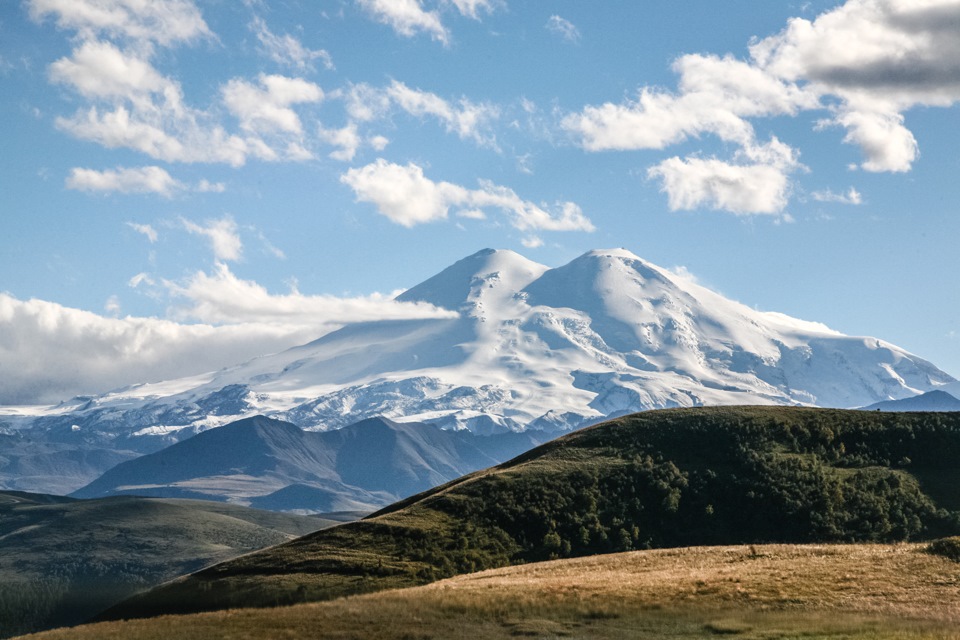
[1, 247, 953, 455]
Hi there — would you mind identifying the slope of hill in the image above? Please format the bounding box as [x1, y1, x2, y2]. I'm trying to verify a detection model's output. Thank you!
[72, 416, 552, 511]
[2, 248, 952, 480]
[102, 407, 960, 621]
[20, 542, 960, 640]
[0, 491, 334, 638]
[863, 390, 960, 412]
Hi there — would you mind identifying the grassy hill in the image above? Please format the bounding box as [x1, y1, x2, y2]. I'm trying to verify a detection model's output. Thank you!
[0, 492, 337, 638]
[103, 406, 960, 620]
[17, 541, 960, 639]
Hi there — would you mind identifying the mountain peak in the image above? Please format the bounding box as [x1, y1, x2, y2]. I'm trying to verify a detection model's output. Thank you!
[396, 248, 548, 310]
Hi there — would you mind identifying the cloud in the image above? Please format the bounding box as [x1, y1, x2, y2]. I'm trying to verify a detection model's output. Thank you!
[0, 292, 317, 405]
[447, 0, 499, 20]
[828, 109, 918, 173]
[0, 262, 463, 404]
[341, 158, 595, 232]
[66, 165, 181, 196]
[26, 0, 212, 49]
[127, 222, 158, 242]
[318, 122, 361, 161]
[55, 105, 272, 166]
[196, 179, 226, 193]
[563, 1, 960, 213]
[648, 139, 800, 216]
[164, 262, 459, 326]
[342, 81, 500, 149]
[386, 80, 500, 148]
[48, 39, 174, 101]
[564, 54, 816, 152]
[250, 16, 333, 71]
[810, 187, 863, 205]
[181, 215, 243, 261]
[546, 15, 580, 43]
[356, 0, 448, 45]
[222, 73, 323, 135]
[749, 0, 960, 172]
[345, 83, 393, 122]
[41, 9, 315, 166]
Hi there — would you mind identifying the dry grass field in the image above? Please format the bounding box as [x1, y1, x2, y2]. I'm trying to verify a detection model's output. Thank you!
[18, 542, 960, 639]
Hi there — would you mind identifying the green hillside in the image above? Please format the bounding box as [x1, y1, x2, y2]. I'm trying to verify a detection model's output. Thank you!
[104, 406, 960, 621]
[0, 492, 336, 638]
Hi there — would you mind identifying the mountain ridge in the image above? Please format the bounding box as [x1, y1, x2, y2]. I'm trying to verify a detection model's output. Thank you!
[71, 414, 553, 511]
[0, 247, 953, 491]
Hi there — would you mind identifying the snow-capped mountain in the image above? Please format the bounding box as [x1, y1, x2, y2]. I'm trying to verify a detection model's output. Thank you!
[1, 248, 953, 451]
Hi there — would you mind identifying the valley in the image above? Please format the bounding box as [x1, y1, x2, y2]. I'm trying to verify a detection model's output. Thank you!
[0, 491, 336, 638]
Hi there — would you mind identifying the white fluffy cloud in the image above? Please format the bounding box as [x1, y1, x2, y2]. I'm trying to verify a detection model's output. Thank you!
[56, 106, 269, 166]
[341, 158, 595, 232]
[181, 215, 243, 262]
[829, 109, 918, 173]
[48, 40, 174, 101]
[0, 266, 461, 404]
[26, 0, 211, 49]
[164, 262, 459, 326]
[41, 3, 318, 166]
[565, 0, 960, 213]
[748, 0, 960, 172]
[546, 15, 580, 44]
[648, 139, 800, 216]
[250, 16, 333, 71]
[66, 165, 181, 196]
[564, 54, 816, 152]
[649, 158, 792, 216]
[0, 292, 315, 405]
[356, 0, 449, 44]
[222, 74, 323, 136]
[318, 122, 362, 161]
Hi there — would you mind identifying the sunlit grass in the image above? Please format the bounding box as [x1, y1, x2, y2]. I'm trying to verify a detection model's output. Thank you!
[18, 542, 960, 639]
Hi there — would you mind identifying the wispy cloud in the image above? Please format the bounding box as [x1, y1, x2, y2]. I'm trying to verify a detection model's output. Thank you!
[127, 222, 159, 242]
[355, 0, 449, 45]
[341, 158, 595, 232]
[546, 15, 580, 44]
[810, 187, 863, 205]
[447, 0, 500, 20]
[181, 215, 243, 262]
[250, 16, 333, 71]
[68, 166, 226, 197]
[67, 165, 181, 197]
[344, 80, 500, 149]
[26, 0, 212, 49]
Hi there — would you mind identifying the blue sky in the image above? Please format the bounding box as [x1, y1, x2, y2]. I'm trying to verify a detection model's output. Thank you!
[2, 0, 960, 404]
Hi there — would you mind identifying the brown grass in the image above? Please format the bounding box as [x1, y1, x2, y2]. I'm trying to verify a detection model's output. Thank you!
[17, 543, 960, 639]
